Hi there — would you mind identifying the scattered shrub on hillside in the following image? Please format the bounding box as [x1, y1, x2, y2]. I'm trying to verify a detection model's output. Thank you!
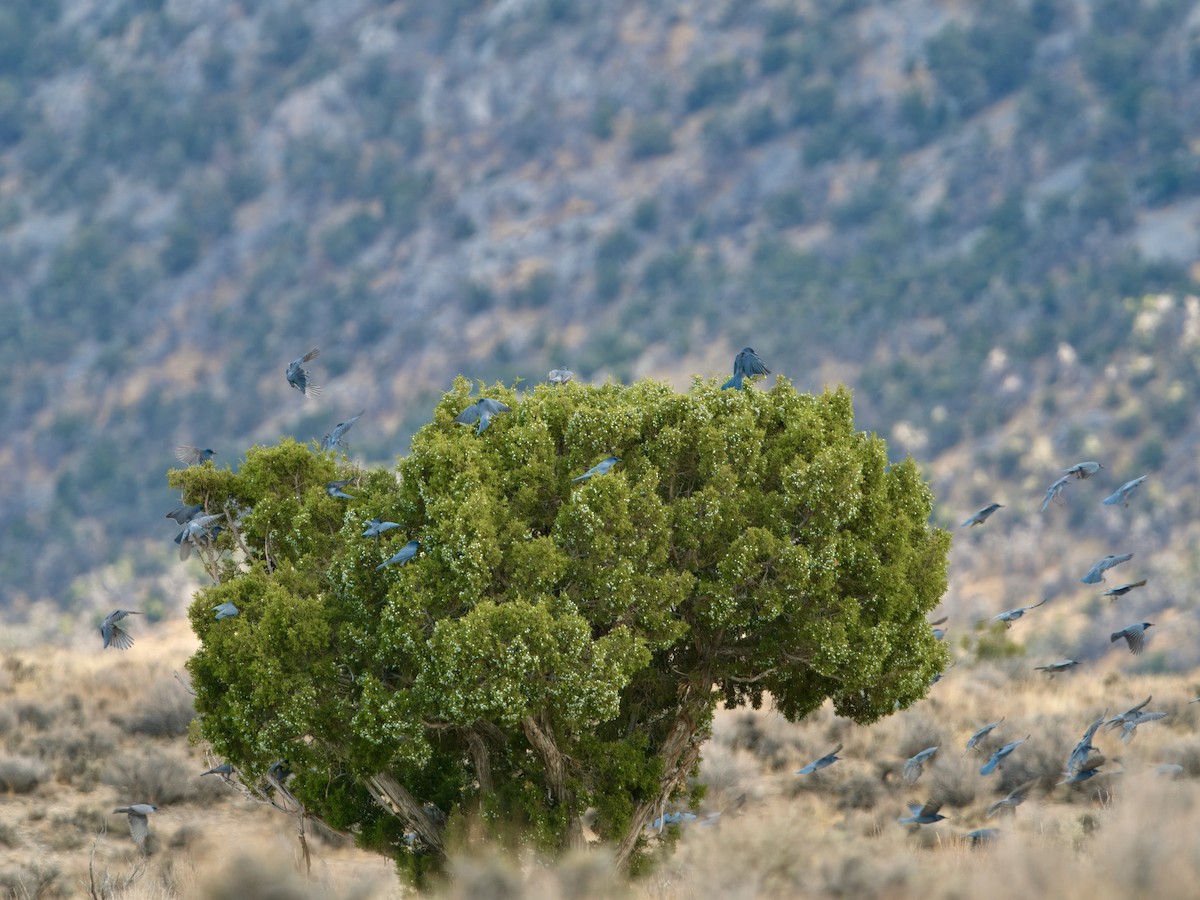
[0, 754, 49, 793]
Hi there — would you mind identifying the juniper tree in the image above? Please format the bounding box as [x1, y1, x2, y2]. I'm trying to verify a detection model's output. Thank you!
[173, 376, 949, 878]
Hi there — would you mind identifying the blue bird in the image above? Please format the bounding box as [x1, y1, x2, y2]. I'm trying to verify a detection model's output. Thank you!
[175, 446, 216, 467]
[113, 804, 159, 849]
[897, 801, 945, 825]
[1081, 552, 1133, 584]
[286, 347, 321, 398]
[1035, 659, 1079, 676]
[1066, 711, 1107, 777]
[962, 828, 1000, 847]
[1102, 579, 1147, 599]
[1102, 475, 1147, 507]
[572, 456, 621, 482]
[548, 367, 574, 385]
[454, 398, 512, 434]
[965, 718, 1004, 753]
[362, 518, 401, 540]
[930, 616, 948, 641]
[176, 513, 225, 561]
[986, 779, 1036, 818]
[200, 763, 234, 777]
[961, 503, 1003, 527]
[646, 811, 698, 830]
[903, 746, 939, 784]
[213, 602, 239, 620]
[1065, 460, 1103, 480]
[101, 610, 141, 650]
[1110, 621, 1153, 655]
[326, 480, 356, 499]
[795, 743, 842, 774]
[376, 540, 420, 570]
[1041, 474, 1071, 512]
[980, 736, 1028, 775]
[990, 598, 1047, 628]
[165, 502, 205, 525]
[721, 347, 770, 390]
[1060, 756, 1110, 784]
[322, 410, 364, 452]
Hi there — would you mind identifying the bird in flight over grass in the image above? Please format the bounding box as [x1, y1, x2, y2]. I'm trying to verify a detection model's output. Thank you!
[903, 746, 939, 783]
[1102, 475, 1147, 507]
[897, 801, 945, 825]
[1065, 460, 1102, 480]
[1081, 553, 1134, 584]
[1035, 659, 1079, 676]
[113, 804, 159, 850]
[1110, 621, 1154, 655]
[286, 347, 322, 397]
[980, 736, 1029, 776]
[795, 744, 843, 774]
[1102, 579, 1147, 600]
[990, 598, 1047, 628]
[101, 610, 141, 650]
[961, 503, 1003, 527]
[965, 718, 1004, 753]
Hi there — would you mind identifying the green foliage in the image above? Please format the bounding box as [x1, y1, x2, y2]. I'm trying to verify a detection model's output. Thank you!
[177, 380, 948, 875]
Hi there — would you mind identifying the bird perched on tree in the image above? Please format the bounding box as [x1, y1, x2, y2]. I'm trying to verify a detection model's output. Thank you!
[990, 598, 1047, 627]
[376, 539, 420, 570]
[897, 801, 945, 825]
[721, 347, 770, 390]
[322, 410, 364, 452]
[1103, 475, 1147, 507]
[454, 398, 512, 435]
[165, 502, 205, 525]
[980, 736, 1029, 776]
[1081, 553, 1134, 584]
[1036, 659, 1080, 676]
[1065, 461, 1103, 480]
[961, 503, 1003, 527]
[286, 347, 321, 397]
[362, 518, 401, 540]
[213, 602, 239, 620]
[113, 804, 159, 850]
[1041, 475, 1071, 512]
[548, 367, 574, 385]
[965, 718, 1004, 753]
[175, 446, 216, 467]
[326, 480, 356, 500]
[930, 616, 948, 641]
[986, 779, 1036, 818]
[176, 513, 225, 560]
[795, 744, 843, 774]
[1110, 622, 1154, 655]
[101, 610, 141, 650]
[903, 746, 939, 783]
[1102, 579, 1147, 600]
[572, 456, 621, 483]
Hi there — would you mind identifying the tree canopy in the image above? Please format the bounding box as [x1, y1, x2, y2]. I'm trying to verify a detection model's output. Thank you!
[172, 376, 949, 877]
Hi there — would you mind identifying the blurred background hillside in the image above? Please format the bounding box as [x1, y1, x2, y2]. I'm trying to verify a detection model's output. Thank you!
[3, 0, 1200, 668]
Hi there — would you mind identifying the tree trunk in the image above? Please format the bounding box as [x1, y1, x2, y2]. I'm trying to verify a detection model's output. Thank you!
[612, 680, 714, 871]
[522, 715, 585, 850]
[364, 772, 447, 856]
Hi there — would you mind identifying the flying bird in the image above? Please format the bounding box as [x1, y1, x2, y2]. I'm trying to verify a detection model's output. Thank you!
[961, 828, 1000, 847]
[985, 779, 1036, 818]
[548, 367, 574, 385]
[113, 804, 159, 850]
[362, 518, 401, 540]
[1065, 461, 1103, 480]
[454, 398, 512, 435]
[213, 602, 239, 620]
[980, 736, 1029, 776]
[376, 539, 420, 570]
[1081, 553, 1134, 584]
[1102, 580, 1147, 599]
[1105, 696, 1153, 730]
[175, 446, 216, 466]
[1110, 622, 1154, 655]
[1118, 710, 1166, 744]
[965, 718, 1004, 753]
[903, 746, 939, 784]
[1041, 475, 1071, 512]
[1154, 764, 1184, 778]
[572, 456, 621, 483]
[795, 743, 843, 775]
[1060, 755, 1109, 784]
[897, 801, 946, 825]
[1066, 711, 1108, 777]
[321, 410, 364, 451]
[721, 347, 770, 391]
[326, 480, 356, 499]
[930, 616, 948, 641]
[1102, 475, 1147, 507]
[200, 763, 234, 777]
[100, 610, 141, 650]
[286, 347, 321, 397]
[962, 503, 1003, 527]
[1036, 659, 1080, 676]
[990, 598, 1047, 627]
[165, 503, 205, 525]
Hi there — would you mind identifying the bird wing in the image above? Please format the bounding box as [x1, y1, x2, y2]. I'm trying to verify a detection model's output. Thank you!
[738, 349, 770, 377]
[106, 624, 134, 650]
[301, 347, 320, 364]
[454, 404, 480, 425]
[127, 812, 150, 847]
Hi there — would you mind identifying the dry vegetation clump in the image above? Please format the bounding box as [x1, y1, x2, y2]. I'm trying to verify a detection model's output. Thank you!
[119, 684, 196, 738]
[101, 746, 221, 807]
[0, 754, 50, 794]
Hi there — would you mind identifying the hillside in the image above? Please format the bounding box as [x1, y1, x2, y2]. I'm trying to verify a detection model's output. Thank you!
[2, 0, 1200, 637]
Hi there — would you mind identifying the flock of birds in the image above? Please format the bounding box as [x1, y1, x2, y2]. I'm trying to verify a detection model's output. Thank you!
[100, 346, 773, 851]
[788, 458, 1199, 847]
